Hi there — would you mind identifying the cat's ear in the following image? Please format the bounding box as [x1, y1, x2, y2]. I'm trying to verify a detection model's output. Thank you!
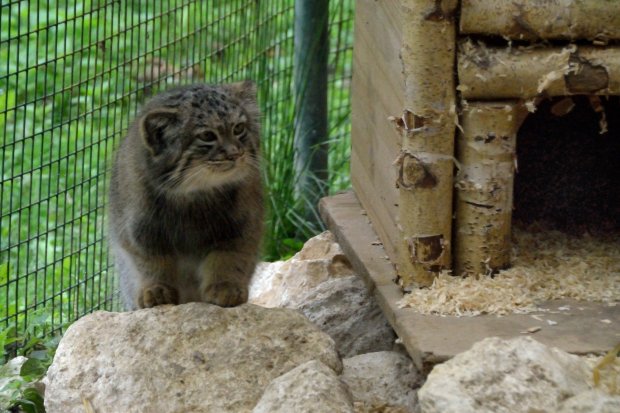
[226, 81, 259, 123]
[225, 80, 257, 104]
[139, 108, 179, 155]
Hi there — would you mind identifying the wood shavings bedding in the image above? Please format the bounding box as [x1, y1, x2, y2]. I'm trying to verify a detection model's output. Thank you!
[398, 224, 620, 316]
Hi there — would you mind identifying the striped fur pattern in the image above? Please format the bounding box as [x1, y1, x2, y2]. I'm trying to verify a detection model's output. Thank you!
[109, 82, 264, 310]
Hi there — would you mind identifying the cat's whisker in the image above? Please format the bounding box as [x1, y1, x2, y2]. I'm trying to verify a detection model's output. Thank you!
[158, 171, 184, 193]
[243, 155, 262, 171]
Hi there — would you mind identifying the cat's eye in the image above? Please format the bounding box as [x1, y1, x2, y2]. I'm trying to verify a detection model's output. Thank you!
[233, 123, 246, 136]
[201, 131, 218, 144]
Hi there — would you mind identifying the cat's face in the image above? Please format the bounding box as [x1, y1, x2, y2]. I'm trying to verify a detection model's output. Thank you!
[137, 82, 260, 194]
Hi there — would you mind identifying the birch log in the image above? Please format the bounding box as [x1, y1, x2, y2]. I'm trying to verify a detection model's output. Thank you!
[460, 0, 620, 42]
[459, 41, 620, 99]
[454, 102, 527, 277]
[396, 0, 458, 288]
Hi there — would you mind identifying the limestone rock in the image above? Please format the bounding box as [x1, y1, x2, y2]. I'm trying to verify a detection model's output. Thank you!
[418, 336, 591, 413]
[341, 351, 419, 413]
[252, 360, 354, 413]
[44, 303, 342, 413]
[249, 231, 355, 308]
[297, 276, 396, 357]
[0, 356, 33, 406]
[294, 230, 351, 262]
[250, 231, 396, 357]
[248, 260, 287, 306]
[0, 356, 27, 385]
[558, 390, 620, 413]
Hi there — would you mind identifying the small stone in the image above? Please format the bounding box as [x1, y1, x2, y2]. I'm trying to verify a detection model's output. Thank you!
[297, 276, 396, 357]
[252, 360, 354, 413]
[0, 356, 27, 377]
[0, 356, 29, 389]
[249, 231, 355, 308]
[341, 351, 419, 412]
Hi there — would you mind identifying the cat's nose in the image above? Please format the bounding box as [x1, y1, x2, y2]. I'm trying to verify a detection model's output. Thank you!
[225, 145, 243, 160]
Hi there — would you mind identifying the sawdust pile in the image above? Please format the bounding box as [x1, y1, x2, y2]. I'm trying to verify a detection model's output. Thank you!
[398, 224, 620, 316]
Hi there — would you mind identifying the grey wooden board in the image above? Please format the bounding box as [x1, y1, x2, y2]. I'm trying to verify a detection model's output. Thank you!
[319, 191, 620, 369]
[350, 0, 403, 262]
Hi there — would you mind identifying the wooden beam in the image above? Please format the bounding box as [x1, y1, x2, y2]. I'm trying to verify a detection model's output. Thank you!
[454, 101, 527, 277]
[459, 42, 620, 99]
[396, 0, 458, 288]
[460, 0, 620, 42]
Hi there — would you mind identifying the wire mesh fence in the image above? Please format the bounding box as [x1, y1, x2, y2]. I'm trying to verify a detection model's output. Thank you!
[1, 0, 353, 342]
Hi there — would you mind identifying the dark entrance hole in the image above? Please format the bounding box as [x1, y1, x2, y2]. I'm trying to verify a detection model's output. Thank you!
[514, 96, 620, 236]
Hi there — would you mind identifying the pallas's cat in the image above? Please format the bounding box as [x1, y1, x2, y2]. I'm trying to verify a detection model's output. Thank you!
[109, 82, 263, 310]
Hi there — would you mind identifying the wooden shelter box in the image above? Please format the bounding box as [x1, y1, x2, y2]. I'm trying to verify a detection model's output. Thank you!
[320, 0, 620, 365]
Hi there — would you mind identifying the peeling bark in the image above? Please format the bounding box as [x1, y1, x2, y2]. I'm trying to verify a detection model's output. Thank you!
[397, 0, 458, 288]
[550, 97, 575, 117]
[407, 234, 447, 271]
[424, 0, 457, 21]
[454, 101, 527, 277]
[458, 41, 620, 99]
[460, 0, 620, 42]
[588, 95, 608, 134]
[565, 54, 610, 93]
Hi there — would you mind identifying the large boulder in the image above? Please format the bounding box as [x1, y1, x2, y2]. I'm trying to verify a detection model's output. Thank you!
[252, 360, 354, 413]
[297, 276, 396, 357]
[418, 336, 592, 413]
[341, 351, 419, 413]
[44, 303, 341, 413]
[249, 231, 356, 308]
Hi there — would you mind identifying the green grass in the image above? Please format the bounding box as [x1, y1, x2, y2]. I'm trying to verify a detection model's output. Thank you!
[0, 0, 354, 344]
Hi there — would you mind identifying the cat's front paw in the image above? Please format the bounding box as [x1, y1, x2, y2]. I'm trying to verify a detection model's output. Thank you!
[203, 282, 248, 307]
[138, 283, 179, 308]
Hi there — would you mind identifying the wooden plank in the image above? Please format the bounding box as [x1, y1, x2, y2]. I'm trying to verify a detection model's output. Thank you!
[320, 192, 620, 370]
[351, 158, 398, 261]
[350, 0, 404, 264]
[350, 97, 400, 197]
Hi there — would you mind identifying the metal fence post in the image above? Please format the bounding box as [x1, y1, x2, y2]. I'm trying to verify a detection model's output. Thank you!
[294, 0, 329, 226]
